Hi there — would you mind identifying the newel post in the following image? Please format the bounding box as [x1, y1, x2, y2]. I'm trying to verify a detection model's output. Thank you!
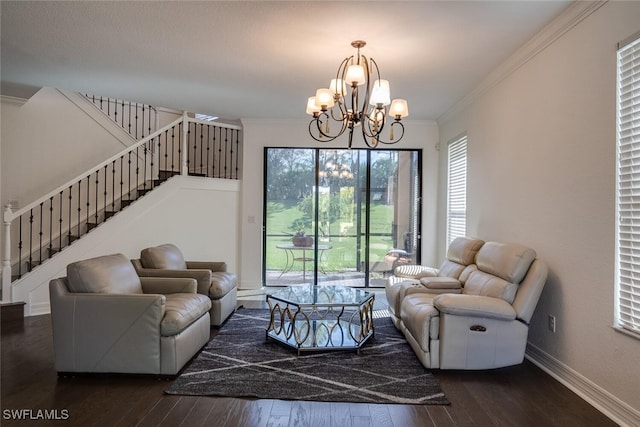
[181, 111, 189, 176]
[2, 204, 13, 302]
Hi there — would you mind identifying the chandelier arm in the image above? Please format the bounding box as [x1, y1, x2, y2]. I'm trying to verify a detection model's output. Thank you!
[308, 112, 348, 142]
[375, 121, 405, 145]
[369, 58, 383, 85]
[362, 112, 386, 137]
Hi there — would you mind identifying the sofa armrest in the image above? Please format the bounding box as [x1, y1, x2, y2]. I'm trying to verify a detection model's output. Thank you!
[393, 264, 438, 279]
[433, 294, 516, 321]
[49, 279, 166, 373]
[186, 261, 227, 272]
[132, 260, 212, 295]
[419, 276, 462, 293]
[140, 277, 197, 294]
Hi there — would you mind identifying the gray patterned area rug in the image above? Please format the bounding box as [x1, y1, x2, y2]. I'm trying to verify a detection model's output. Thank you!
[165, 308, 449, 405]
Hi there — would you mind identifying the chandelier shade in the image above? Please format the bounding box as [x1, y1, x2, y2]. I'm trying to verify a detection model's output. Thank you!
[306, 40, 408, 148]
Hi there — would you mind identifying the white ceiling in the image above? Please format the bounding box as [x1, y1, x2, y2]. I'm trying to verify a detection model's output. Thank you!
[1, 1, 572, 121]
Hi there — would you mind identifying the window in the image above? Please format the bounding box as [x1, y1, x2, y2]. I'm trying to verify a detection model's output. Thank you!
[262, 148, 421, 287]
[446, 134, 467, 246]
[616, 32, 640, 338]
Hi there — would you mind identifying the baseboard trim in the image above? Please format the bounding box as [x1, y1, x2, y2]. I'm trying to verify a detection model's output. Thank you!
[29, 302, 51, 317]
[526, 343, 640, 427]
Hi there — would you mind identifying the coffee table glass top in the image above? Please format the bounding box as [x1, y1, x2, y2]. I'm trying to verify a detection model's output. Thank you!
[267, 284, 372, 307]
[265, 284, 375, 354]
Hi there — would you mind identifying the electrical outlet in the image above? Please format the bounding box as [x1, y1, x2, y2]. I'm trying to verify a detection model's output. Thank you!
[548, 314, 556, 333]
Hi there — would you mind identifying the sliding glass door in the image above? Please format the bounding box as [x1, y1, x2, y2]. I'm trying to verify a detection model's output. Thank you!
[263, 147, 421, 288]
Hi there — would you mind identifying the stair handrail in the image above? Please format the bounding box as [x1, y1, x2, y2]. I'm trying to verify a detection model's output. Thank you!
[2, 112, 242, 301]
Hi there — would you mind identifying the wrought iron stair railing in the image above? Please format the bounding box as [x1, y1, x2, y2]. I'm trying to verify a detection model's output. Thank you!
[83, 94, 157, 140]
[2, 113, 241, 300]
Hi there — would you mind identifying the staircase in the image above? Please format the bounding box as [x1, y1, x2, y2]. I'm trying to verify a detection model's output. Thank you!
[2, 100, 242, 303]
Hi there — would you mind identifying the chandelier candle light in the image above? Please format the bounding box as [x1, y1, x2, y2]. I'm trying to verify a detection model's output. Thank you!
[306, 40, 409, 149]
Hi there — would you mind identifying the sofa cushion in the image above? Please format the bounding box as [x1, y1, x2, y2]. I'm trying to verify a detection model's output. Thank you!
[67, 253, 142, 294]
[140, 244, 188, 270]
[161, 293, 211, 336]
[447, 237, 485, 266]
[462, 270, 518, 304]
[209, 272, 238, 299]
[475, 241, 536, 284]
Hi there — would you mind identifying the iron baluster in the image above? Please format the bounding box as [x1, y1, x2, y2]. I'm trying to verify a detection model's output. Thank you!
[120, 156, 124, 211]
[178, 121, 183, 174]
[128, 152, 132, 202]
[141, 105, 145, 139]
[171, 126, 176, 174]
[59, 191, 64, 250]
[38, 202, 43, 265]
[135, 104, 139, 140]
[235, 129, 240, 179]
[103, 165, 108, 221]
[67, 187, 72, 244]
[206, 125, 211, 177]
[49, 197, 54, 258]
[94, 171, 99, 226]
[136, 146, 140, 195]
[85, 176, 90, 235]
[200, 124, 204, 175]
[217, 126, 222, 179]
[143, 144, 148, 190]
[161, 132, 166, 175]
[28, 209, 33, 272]
[77, 181, 81, 240]
[18, 217, 23, 278]
[224, 128, 229, 179]
[111, 161, 116, 214]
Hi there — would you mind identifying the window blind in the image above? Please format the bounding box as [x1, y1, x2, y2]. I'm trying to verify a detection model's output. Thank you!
[447, 135, 467, 246]
[616, 34, 640, 337]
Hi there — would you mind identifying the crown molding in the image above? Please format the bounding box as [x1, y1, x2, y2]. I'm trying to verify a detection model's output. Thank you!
[0, 95, 28, 106]
[437, 0, 608, 125]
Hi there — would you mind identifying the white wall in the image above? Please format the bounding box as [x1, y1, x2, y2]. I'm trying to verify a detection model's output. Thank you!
[0, 88, 136, 210]
[239, 118, 440, 290]
[438, 1, 640, 420]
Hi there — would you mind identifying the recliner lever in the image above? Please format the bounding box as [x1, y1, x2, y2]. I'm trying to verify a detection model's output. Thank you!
[470, 325, 486, 332]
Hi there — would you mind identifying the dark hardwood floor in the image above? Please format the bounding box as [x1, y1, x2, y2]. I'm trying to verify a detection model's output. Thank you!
[1, 298, 617, 427]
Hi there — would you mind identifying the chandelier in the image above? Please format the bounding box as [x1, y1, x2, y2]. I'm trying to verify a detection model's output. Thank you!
[306, 40, 409, 149]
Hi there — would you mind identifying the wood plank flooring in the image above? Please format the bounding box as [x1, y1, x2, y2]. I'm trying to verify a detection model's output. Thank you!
[0, 298, 617, 426]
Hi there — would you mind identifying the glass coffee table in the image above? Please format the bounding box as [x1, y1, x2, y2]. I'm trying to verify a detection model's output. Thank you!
[266, 284, 375, 354]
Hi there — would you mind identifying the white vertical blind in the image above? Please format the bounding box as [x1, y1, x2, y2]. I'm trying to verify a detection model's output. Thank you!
[447, 135, 467, 246]
[616, 34, 640, 337]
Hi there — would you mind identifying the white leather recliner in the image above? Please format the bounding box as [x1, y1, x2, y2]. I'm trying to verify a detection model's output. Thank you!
[385, 236, 484, 329]
[389, 240, 548, 370]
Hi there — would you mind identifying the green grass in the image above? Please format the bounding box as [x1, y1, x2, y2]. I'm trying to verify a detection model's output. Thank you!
[265, 199, 396, 273]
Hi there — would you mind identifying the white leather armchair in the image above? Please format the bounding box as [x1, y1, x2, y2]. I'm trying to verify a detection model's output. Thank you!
[49, 253, 211, 375]
[131, 243, 238, 326]
[397, 241, 548, 370]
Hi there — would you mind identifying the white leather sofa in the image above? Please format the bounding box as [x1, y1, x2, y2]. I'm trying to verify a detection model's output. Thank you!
[386, 239, 548, 370]
[132, 243, 238, 326]
[49, 253, 211, 375]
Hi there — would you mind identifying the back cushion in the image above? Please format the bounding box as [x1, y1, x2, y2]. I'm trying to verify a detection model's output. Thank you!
[140, 243, 187, 270]
[446, 237, 485, 266]
[67, 253, 142, 294]
[476, 241, 536, 284]
[438, 260, 465, 279]
[462, 270, 517, 303]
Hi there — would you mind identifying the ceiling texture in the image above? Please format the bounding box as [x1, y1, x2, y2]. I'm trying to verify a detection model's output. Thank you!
[1, 1, 572, 122]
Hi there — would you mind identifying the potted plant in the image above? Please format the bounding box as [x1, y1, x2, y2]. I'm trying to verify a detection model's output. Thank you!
[292, 230, 314, 247]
